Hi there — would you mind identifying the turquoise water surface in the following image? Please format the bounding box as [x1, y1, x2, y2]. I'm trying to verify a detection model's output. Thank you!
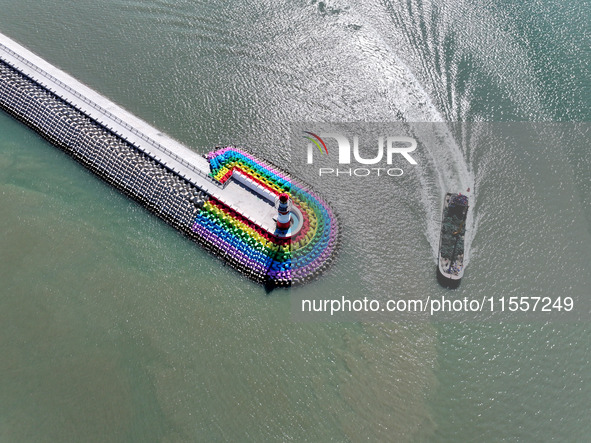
[0, 0, 589, 441]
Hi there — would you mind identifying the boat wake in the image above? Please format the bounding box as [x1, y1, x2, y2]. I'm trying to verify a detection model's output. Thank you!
[222, 0, 482, 268]
[413, 124, 476, 266]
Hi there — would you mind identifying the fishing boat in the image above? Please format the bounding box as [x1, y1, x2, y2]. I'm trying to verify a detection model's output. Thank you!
[437, 191, 469, 288]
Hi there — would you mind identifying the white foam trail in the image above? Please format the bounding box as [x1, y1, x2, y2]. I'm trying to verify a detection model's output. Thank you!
[412, 123, 475, 263]
[345, 2, 478, 263]
[310, 2, 478, 263]
[245, 0, 478, 262]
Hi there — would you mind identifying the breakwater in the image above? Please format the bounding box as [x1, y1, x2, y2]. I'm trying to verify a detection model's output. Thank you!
[0, 33, 339, 286]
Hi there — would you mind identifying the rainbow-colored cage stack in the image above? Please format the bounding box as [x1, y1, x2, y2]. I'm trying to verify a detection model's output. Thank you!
[190, 147, 340, 287]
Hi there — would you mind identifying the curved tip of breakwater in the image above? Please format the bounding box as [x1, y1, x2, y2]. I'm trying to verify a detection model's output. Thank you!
[0, 32, 340, 287]
[196, 147, 341, 287]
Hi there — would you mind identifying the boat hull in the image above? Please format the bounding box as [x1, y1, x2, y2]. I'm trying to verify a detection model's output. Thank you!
[436, 265, 462, 289]
[437, 192, 468, 289]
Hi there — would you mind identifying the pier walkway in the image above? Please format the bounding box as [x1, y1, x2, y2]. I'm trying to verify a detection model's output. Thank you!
[0, 33, 277, 233]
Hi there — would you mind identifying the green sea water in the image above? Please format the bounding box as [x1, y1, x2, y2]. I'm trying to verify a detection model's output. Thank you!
[0, 0, 590, 441]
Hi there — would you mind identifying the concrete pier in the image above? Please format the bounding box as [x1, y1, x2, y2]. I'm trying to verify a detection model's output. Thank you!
[0, 33, 277, 234]
[0, 32, 340, 286]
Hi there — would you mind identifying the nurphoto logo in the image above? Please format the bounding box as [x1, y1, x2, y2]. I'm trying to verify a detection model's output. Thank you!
[303, 131, 418, 177]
